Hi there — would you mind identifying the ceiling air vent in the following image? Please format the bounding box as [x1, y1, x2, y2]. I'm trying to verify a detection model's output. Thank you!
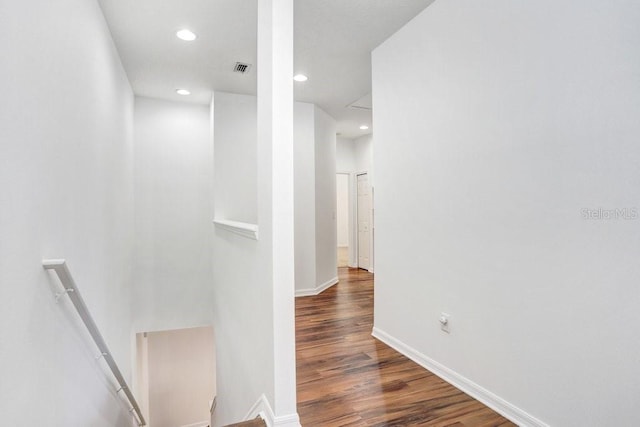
[233, 62, 252, 74]
[347, 93, 373, 111]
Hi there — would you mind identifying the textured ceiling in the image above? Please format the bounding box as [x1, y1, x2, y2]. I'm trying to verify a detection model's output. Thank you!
[98, 0, 435, 139]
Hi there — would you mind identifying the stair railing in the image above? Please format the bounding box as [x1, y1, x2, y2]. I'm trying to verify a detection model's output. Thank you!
[43, 259, 146, 426]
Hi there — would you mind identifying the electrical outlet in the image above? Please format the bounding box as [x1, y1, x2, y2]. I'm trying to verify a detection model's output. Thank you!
[439, 312, 450, 333]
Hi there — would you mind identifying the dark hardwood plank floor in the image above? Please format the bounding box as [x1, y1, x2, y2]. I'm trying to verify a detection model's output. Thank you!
[296, 267, 515, 427]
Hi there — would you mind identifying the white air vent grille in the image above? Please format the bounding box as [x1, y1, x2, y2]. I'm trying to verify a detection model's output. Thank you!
[233, 62, 252, 74]
[347, 93, 373, 111]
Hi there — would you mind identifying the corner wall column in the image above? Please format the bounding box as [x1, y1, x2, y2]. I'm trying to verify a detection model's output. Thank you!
[257, 0, 299, 424]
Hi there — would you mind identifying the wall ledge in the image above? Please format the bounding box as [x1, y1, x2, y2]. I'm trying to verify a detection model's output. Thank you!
[371, 327, 549, 427]
[213, 219, 259, 240]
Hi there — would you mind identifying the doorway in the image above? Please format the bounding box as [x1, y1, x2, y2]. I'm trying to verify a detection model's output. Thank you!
[357, 173, 371, 270]
[135, 326, 216, 427]
[336, 173, 350, 267]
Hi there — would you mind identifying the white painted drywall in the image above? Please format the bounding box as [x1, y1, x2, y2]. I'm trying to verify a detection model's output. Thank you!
[294, 103, 317, 292]
[336, 174, 350, 247]
[354, 134, 374, 184]
[336, 137, 356, 172]
[0, 0, 136, 425]
[372, 1, 640, 426]
[133, 97, 214, 333]
[258, 0, 297, 418]
[314, 106, 338, 288]
[145, 327, 216, 427]
[211, 91, 274, 425]
[213, 92, 258, 224]
[212, 93, 337, 295]
[212, 2, 298, 422]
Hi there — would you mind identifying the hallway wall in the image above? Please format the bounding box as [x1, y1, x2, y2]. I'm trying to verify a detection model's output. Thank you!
[294, 103, 317, 294]
[373, 1, 640, 426]
[0, 0, 136, 424]
[336, 137, 356, 172]
[354, 134, 373, 185]
[313, 106, 338, 291]
[133, 97, 214, 332]
[210, 91, 275, 424]
[213, 92, 258, 224]
[211, 93, 337, 295]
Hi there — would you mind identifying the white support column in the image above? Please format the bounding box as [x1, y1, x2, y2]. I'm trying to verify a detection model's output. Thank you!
[257, 0, 299, 425]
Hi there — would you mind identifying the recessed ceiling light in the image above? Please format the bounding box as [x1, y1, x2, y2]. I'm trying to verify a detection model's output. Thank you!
[176, 29, 197, 41]
[293, 74, 308, 82]
[176, 89, 191, 96]
[360, 125, 369, 130]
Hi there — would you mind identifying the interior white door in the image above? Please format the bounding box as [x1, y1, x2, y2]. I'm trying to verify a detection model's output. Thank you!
[357, 173, 370, 270]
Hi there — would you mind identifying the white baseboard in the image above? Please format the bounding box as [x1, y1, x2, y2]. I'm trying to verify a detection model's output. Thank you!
[180, 421, 209, 427]
[371, 327, 548, 427]
[295, 276, 339, 297]
[245, 394, 269, 422]
[315, 276, 339, 295]
[295, 287, 318, 297]
[273, 413, 301, 427]
[245, 394, 300, 427]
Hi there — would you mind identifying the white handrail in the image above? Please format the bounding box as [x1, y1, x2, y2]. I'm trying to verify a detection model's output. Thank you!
[43, 259, 146, 426]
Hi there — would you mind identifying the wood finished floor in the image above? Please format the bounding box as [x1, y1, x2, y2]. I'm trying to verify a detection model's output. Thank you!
[296, 268, 515, 427]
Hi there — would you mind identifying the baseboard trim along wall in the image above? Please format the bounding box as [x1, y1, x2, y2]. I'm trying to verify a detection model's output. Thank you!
[295, 276, 339, 297]
[179, 421, 209, 427]
[371, 327, 549, 427]
[245, 394, 301, 427]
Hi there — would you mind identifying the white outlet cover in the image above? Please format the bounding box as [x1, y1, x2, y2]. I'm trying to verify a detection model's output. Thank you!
[440, 312, 450, 333]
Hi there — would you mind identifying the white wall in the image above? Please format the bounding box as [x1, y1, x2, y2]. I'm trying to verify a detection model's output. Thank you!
[372, 1, 640, 426]
[314, 106, 338, 288]
[0, 0, 136, 425]
[336, 137, 356, 172]
[133, 97, 214, 333]
[212, 93, 337, 296]
[211, 0, 298, 419]
[145, 327, 215, 427]
[211, 92, 275, 425]
[294, 103, 317, 292]
[354, 134, 373, 183]
[213, 92, 258, 224]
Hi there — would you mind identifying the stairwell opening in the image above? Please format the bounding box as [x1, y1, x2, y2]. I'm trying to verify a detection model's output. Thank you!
[135, 326, 216, 427]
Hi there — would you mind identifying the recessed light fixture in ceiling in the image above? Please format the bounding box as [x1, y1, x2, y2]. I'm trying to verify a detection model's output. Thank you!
[176, 89, 191, 96]
[360, 125, 369, 130]
[176, 29, 197, 41]
[293, 74, 308, 82]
